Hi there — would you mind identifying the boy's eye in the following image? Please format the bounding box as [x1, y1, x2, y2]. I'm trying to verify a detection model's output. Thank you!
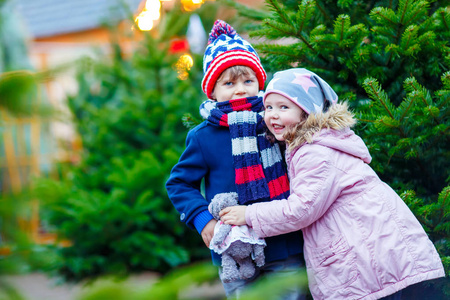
[224, 81, 233, 86]
[245, 79, 253, 84]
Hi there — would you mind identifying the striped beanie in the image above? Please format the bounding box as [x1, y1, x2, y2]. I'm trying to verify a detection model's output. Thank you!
[202, 20, 266, 98]
[264, 68, 338, 114]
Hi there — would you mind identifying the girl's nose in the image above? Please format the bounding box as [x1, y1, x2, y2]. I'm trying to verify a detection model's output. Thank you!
[268, 111, 279, 119]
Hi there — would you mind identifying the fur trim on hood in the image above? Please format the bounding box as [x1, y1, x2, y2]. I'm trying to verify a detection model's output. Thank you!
[287, 102, 356, 151]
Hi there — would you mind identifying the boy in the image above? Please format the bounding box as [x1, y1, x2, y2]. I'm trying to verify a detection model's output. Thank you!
[166, 20, 305, 299]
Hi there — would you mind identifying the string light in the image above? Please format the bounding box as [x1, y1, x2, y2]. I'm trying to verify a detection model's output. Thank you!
[135, 0, 207, 30]
[135, 12, 154, 31]
[175, 54, 194, 80]
[135, 0, 162, 31]
[181, 0, 204, 12]
[145, 0, 161, 11]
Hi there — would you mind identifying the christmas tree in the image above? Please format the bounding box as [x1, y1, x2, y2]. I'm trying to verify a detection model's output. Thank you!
[32, 4, 212, 282]
[226, 0, 449, 297]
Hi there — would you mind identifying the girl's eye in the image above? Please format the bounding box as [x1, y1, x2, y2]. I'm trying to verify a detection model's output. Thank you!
[281, 105, 289, 109]
[265, 105, 272, 110]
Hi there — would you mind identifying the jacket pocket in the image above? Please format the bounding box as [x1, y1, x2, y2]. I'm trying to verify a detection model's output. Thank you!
[307, 236, 358, 290]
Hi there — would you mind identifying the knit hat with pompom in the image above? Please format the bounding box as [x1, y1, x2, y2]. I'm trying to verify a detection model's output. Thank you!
[201, 20, 266, 98]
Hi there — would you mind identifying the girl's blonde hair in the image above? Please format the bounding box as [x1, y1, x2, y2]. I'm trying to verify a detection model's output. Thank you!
[281, 102, 356, 151]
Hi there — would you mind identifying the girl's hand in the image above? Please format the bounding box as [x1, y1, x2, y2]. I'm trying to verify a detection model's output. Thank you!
[219, 206, 247, 225]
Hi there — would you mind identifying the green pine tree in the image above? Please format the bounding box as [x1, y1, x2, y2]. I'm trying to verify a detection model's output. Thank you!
[33, 4, 213, 282]
[225, 0, 449, 297]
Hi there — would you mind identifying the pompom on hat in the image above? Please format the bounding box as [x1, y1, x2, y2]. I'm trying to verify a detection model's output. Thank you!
[264, 68, 338, 114]
[202, 20, 267, 98]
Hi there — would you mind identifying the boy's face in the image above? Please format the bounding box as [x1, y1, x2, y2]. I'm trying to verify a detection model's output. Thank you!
[211, 69, 259, 102]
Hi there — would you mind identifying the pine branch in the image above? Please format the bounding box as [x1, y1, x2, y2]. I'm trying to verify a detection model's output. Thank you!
[256, 43, 304, 57]
[398, 0, 410, 25]
[266, 0, 294, 28]
[435, 7, 450, 31]
[182, 113, 201, 130]
[334, 14, 351, 43]
[401, 190, 435, 232]
[400, 25, 420, 55]
[370, 7, 398, 28]
[442, 71, 450, 89]
[295, 0, 316, 34]
[362, 77, 396, 119]
[314, 0, 333, 22]
[262, 18, 297, 37]
[400, 0, 429, 26]
[404, 77, 443, 125]
[397, 95, 415, 122]
[256, 43, 326, 69]
[218, 0, 271, 21]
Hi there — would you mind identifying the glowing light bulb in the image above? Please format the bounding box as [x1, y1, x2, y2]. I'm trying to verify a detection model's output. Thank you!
[135, 12, 154, 31]
[145, 0, 161, 11]
[181, 0, 204, 11]
[175, 54, 194, 80]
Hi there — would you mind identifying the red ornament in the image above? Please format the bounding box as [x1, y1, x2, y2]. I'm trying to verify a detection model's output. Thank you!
[169, 39, 189, 54]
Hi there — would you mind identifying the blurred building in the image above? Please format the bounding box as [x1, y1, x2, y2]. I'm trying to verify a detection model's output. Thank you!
[19, 0, 144, 168]
[1, 0, 263, 243]
[1, 0, 144, 244]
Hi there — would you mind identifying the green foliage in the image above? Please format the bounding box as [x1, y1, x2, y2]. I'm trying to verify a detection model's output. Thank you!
[0, 278, 25, 300]
[0, 2, 60, 298]
[228, 0, 450, 296]
[0, 70, 55, 118]
[246, 0, 449, 103]
[359, 73, 449, 193]
[0, 193, 32, 275]
[34, 23, 209, 281]
[76, 261, 307, 300]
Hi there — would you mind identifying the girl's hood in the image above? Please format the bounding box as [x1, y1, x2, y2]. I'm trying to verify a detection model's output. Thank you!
[288, 103, 372, 164]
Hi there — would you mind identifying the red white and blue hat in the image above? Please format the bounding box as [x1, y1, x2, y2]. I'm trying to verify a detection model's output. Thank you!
[202, 20, 267, 98]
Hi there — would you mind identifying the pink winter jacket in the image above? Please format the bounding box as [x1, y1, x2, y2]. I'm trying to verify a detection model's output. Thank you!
[245, 105, 445, 300]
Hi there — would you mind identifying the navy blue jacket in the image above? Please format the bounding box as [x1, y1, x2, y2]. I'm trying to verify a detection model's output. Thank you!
[166, 120, 303, 265]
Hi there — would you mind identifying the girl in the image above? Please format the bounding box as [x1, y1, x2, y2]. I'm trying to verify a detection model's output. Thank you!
[219, 68, 445, 300]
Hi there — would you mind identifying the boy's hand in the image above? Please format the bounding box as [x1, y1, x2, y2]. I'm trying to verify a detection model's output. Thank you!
[201, 219, 217, 248]
[219, 206, 247, 226]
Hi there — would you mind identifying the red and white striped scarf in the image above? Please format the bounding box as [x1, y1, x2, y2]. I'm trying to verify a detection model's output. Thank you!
[200, 96, 290, 204]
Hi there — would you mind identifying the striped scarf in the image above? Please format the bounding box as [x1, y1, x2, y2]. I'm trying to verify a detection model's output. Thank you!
[200, 96, 290, 205]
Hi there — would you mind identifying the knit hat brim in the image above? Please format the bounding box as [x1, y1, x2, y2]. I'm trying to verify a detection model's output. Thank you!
[202, 50, 266, 98]
[264, 90, 311, 114]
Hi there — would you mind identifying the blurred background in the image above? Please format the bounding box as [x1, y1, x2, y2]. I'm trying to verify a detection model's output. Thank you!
[0, 0, 262, 298]
[0, 0, 448, 299]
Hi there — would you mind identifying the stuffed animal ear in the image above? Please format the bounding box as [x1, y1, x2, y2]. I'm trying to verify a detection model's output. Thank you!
[229, 192, 239, 205]
[210, 192, 239, 218]
[229, 193, 239, 206]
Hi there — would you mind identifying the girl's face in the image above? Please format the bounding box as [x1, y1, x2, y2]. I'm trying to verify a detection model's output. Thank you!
[264, 93, 305, 142]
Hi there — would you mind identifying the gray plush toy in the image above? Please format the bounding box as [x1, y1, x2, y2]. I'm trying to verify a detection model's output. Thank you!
[208, 192, 266, 283]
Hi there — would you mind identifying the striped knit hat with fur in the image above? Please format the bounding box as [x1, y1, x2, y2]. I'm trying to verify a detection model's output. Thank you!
[202, 20, 266, 99]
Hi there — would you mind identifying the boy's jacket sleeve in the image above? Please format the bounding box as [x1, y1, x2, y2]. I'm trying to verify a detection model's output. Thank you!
[166, 129, 213, 231]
